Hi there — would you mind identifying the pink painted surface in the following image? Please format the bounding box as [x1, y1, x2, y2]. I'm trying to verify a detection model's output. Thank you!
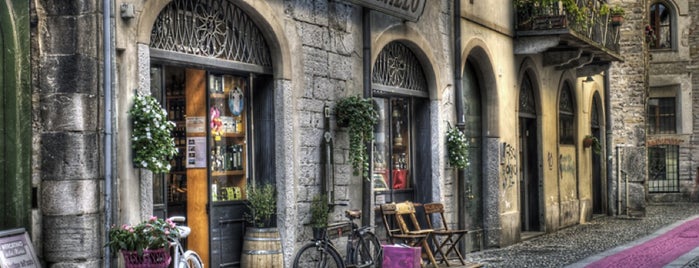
[587, 217, 699, 268]
[382, 244, 421, 268]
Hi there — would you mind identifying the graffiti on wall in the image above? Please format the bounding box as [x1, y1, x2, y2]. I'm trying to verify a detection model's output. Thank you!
[501, 143, 517, 190]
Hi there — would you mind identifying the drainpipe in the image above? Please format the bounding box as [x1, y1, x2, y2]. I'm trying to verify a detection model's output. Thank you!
[362, 7, 372, 227]
[454, 0, 468, 239]
[604, 70, 614, 216]
[103, 0, 114, 266]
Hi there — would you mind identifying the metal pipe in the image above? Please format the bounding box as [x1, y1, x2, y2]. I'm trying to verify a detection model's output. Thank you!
[604, 70, 615, 216]
[103, 0, 114, 266]
[361, 7, 372, 227]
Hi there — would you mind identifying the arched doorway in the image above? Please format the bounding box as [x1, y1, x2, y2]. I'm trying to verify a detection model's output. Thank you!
[371, 41, 432, 205]
[461, 58, 483, 251]
[148, 1, 275, 266]
[591, 92, 604, 215]
[518, 72, 542, 234]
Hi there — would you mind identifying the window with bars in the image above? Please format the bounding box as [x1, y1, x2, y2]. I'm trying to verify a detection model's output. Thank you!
[648, 145, 679, 193]
[647, 97, 676, 134]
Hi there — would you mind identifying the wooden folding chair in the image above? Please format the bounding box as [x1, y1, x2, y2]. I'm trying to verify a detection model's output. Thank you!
[380, 203, 429, 245]
[394, 201, 438, 268]
[422, 202, 468, 266]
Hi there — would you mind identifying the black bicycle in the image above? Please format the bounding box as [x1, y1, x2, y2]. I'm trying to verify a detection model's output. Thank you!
[293, 205, 382, 268]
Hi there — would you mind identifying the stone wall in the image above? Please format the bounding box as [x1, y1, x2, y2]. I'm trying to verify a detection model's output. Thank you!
[32, 0, 103, 266]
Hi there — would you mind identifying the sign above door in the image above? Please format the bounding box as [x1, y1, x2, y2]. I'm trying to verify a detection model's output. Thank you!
[344, 0, 426, 22]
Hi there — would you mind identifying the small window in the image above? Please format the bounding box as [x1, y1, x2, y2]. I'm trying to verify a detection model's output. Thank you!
[648, 145, 679, 193]
[649, 2, 673, 49]
[558, 83, 575, 145]
[647, 97, 676, 134]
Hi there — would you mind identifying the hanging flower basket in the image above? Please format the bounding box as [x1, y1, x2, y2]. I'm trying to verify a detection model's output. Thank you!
[611, 15, 624, 26]
[122, 248, 171, 268]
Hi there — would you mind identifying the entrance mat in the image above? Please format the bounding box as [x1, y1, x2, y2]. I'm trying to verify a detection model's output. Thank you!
[586, 216, 699, 268]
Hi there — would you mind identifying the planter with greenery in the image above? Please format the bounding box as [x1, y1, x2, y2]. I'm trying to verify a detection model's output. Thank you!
[107, 216, 179, 267]
[446, 124, 469, 169]
[583, 135, 601, 154]
[335, 95, 378, 178]
[245, 183, 277, 228]
[129, 91, 178, 174]
[610, 5, 625, 26]
[310, 194, 329, 239]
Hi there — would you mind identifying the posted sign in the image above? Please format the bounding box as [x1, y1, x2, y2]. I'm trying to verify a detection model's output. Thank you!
[344, 0, 426, 22]
[0, 229, 39, 268]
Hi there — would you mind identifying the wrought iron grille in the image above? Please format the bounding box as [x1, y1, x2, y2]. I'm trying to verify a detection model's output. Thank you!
[648, 145, 679, 193]
[519, 75, 536, 116]
[372, 42, 427, 93]
[150, 0, 272, 68]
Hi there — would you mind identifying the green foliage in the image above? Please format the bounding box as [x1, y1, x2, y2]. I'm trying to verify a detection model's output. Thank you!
[446, 124, 469, 169]
[245, 183, 277, 228]
[610, 5, 625, 16]
[599, 4, 610, 16]
[585, 135, 602, 154]
[129, 91, 178, 173]
[106, 216, 180, 256]
[310, 194, 329, 228]
[335, 96, 378, 178]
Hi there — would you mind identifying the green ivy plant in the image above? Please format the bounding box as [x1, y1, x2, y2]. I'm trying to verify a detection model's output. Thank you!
[129, 91, 178, 173]
[245, 183, 277, 228]
[335, 96, 378, 178]
[514, 0, 588, 25]
[446, 124, 469, 169]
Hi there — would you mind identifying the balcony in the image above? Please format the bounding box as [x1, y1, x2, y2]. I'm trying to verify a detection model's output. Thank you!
[514, 0, 623, 76]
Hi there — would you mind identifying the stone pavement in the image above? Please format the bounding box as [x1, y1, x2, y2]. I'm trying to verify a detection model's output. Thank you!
[436, 203, 699, 268]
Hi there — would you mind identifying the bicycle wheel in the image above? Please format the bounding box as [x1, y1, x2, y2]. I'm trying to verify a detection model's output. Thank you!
[293, 242, 344, 268]
[183, 250, 203, 268]
[353, 231, 383, 268]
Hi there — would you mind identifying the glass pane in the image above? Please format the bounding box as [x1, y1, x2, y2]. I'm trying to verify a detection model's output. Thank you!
[209, 74, 248, 202]
[390, 98, 411, 189]
[373, 99, 390, 191]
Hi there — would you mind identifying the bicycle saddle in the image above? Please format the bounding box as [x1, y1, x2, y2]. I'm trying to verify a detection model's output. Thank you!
[346, 210, 362, 220]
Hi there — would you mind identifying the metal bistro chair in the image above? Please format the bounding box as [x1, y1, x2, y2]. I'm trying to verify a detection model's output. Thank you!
[422, 202, 468, 266]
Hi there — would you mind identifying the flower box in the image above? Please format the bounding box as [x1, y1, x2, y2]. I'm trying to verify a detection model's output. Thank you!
[122, 248, 171, 268]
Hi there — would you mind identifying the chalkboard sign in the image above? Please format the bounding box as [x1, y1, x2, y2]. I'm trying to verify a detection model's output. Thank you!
[0, 228, 39, 268]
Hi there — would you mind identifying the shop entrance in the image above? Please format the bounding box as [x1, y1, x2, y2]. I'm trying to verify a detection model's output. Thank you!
[518, 73, 542, 234]
[150, 65, 274, 267]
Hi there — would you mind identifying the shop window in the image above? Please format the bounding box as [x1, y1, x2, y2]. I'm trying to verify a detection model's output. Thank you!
[649, 2, 673, 49]
[558, 83, 575, 145]
[371, 41, 429, 204]
[648, 145, 679, 193]
[647, 97, 676, 134]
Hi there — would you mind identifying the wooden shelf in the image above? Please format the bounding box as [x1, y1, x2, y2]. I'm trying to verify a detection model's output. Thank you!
[211, 170, 245, 176]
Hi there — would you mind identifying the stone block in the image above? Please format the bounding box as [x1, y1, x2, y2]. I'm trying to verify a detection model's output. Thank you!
[329, 53, 353, 81]
[42, 214, 101, 263]
[299, 23, 329, 49]
[43, 15, 98, 56]
[40, 0, 96, 16]
[39, 55, 99, 94]
[621, 147, 647, 183]
[302, 47, 329, 76]
[40, 132, 99, 180]
[41, 179, 101, 216]
[40, 93, 98, 132]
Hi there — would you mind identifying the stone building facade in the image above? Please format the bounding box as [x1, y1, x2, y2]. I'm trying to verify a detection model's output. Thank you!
[0, 0, 669, 267]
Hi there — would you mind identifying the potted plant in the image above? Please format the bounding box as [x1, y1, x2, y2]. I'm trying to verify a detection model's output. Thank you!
[129, 91, 179, 173]
[610, 5, 625, 26]
[241, 183, 282, 267]
[446, 124, 469, 169]
[583, 135, 601, 154]
[335, 95, 378, 178]
[310, 194, 329, 239]
[106, 216, 179, 268]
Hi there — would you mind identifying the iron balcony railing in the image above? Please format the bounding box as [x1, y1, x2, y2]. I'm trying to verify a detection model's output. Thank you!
[515, 0, 620, 53]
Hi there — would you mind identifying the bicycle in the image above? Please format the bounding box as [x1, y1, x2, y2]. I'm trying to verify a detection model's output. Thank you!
[168, 216, 204, 268]
[292, 203, 383, 268]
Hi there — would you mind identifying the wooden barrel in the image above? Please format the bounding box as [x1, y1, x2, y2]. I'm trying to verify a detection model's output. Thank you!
[240, 227, 283, 268]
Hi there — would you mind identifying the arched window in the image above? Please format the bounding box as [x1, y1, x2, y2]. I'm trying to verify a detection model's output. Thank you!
[649, 2, 673, 49]
[558, 82, 575, 145]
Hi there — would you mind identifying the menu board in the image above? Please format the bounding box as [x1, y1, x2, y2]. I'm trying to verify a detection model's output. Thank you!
[0, 229, 39, 268]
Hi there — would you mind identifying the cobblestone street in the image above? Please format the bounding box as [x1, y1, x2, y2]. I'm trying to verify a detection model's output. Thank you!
[460, 203, 699, 268]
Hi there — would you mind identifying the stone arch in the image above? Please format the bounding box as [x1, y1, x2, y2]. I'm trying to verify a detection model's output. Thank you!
[463, 39, 500, 137]
[517, 57, 543, 116]
[136, 0, 292, 79]
[372, 24, 441, 100]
